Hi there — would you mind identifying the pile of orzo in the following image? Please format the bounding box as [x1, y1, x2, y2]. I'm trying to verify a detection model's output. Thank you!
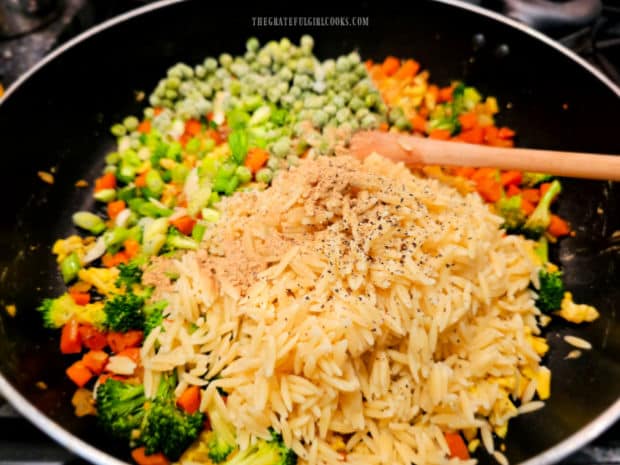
[142, 153, 547, 465]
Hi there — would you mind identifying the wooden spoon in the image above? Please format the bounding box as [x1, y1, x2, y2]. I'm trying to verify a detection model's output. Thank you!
[348, 131, 620, 181]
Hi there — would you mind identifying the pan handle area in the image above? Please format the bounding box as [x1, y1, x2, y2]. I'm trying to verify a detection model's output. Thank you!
[503, 0, 602, 31]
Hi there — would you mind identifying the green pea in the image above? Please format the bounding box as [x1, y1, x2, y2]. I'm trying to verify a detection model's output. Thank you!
[287, 154, 300, 166]
[166, 76, 181, 90]
[246, 37, 260, 52]
[235, 165, 252, 184]
[300, 35, 314, 50]
[256, 167, 273, 184]
[204, 57, 217, 71]
[165, 89, 178, 100]
[145, 170, 164, 197]
[355, 108, 370, 119]
[349, 96, 364, 111]
[105, 152, 120, 165]
[312, 110, 328, 128]
[361, 114, 378, 129]
[110, 124, 126, 137]
[167, 65, 183, 79]
[201, 208, 220, 223]
[172, 164, 189, 183]
[280, 37, 292, 50]
[336, 107, 351, 123]
[123, 116, 139, 131]
[143, 108, 155, 119]
[365, 93, 379, 108]
[336, 56, 350, 72]
[148, 95, 161, 107]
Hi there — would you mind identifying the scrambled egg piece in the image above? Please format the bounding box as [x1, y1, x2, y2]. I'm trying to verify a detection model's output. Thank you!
[52, 235, 94, 264]
[556, 292, 599, 324]
[536, 367, 551, 400]
[468, 439, 480, 454]
[527, 335, 549, 356]
[78, 267, 120, 295]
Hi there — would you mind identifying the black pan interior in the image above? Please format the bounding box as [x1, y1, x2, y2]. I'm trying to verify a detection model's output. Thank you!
[0, 1, 618, 463]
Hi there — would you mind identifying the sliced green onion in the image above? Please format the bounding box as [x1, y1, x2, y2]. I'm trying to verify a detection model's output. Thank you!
[94, 188, 116, 203]
[73, 212, 106, 235]
[60, 253, 81, 283]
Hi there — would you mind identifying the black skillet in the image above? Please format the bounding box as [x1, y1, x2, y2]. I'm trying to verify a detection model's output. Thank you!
[0, 1, 619, 464]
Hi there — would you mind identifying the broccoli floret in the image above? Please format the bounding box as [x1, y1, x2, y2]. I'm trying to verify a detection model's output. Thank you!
[522, 172, 554, 187]
[139, 373, 205, 461]
[143, 300, 168, 336]
[205, 394, 237, 463]
[496, 195, 526, 232]
[223, 431, 297, 465]
[104, 292, 145, 332]
[522, 180, 562, 238]
[537, 267, 565, 313]
[116, 262, 144, 288]
[96, 378, 146, 440]
[37, 293, 105, 328]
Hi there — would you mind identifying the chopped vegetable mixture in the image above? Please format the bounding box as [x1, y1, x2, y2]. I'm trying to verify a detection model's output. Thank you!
[37, 36, 598, 464]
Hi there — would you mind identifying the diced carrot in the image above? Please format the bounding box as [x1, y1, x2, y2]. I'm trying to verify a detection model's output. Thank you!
[137, 120, 151, 134]
[521, 198, 536, 215]
[539, 182, 555, 200]
[82, 350, 109, 375]
[179, 133, 190, 147]
[153, 107, 163, 116]
[381, 56, 400, 76]
[107, 200, 126, 220]
[79, 324, 107, 351]
[66, 361, 93, 388]
[506, 184, 521, 197]
[177, 386, 201, 414]
[185, 119, 202, 136]
[410, 114, 427, 133]
[427, 84, 439, 103]
[171, 215, 196, 236]
[428, 129, 451, 140]
[458, 127, 484, 144]
[488, 138, 514, 148]
[60, 319, 82, 354]
[394, 59, 420, 80]
[131, 447, 170, 465]
[458, 112, 478, 131]
[123, 239, 140, 258]
[471, 167, 499, 182]
[378, 122, 389, 132]
[498, 127, 516, 139]
[94, 173, 116, 192]
[364, 59, 374, 70]
[454, 167, 476, 179]
[475, 177, 503, 203]
[444, 432, 470, 460]
[107, 330, 144, 354]
[135, 171, 148, 188]
[548, 214, 570, 237]
[522, 188, 541, 204]
[101, 251, 129, 268]
[118, 347, 141, 363]
[483, 125, 499, 144]
[500, 170, 523, 187]
[70, 291, 90, 306]
[245, 147, 270, 174]
[205, 128, 223, 145]
[438, 85, 454, 103]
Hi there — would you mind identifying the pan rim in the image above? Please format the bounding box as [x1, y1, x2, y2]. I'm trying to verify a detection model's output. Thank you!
[0, 1, 618, 465]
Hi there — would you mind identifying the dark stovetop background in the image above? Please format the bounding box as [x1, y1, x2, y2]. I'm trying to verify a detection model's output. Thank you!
[0, 0, 618, 464]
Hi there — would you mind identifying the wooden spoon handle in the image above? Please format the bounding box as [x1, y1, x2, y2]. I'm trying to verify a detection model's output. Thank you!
[349, 131, 620, 181]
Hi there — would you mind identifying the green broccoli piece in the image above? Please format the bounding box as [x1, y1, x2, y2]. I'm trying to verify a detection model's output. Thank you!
[205, 394, 237, 463]
[143, 300, 168, 336]
[522, 180, 562, 238]
[37, 293, 105, 328]
[116, 262, 144, 288]
[223, 431, 297, 465]
[139, 373, 205, 461]
[96, 378, 146, 440]
[496, 195, 526, 233]
[537, 267, 565, 313]
[104, 292, 145, 332]
[522, 172, 554, 187]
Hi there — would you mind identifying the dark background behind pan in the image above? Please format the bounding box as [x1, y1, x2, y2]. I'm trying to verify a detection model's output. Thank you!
[0, 1, 618, 463]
